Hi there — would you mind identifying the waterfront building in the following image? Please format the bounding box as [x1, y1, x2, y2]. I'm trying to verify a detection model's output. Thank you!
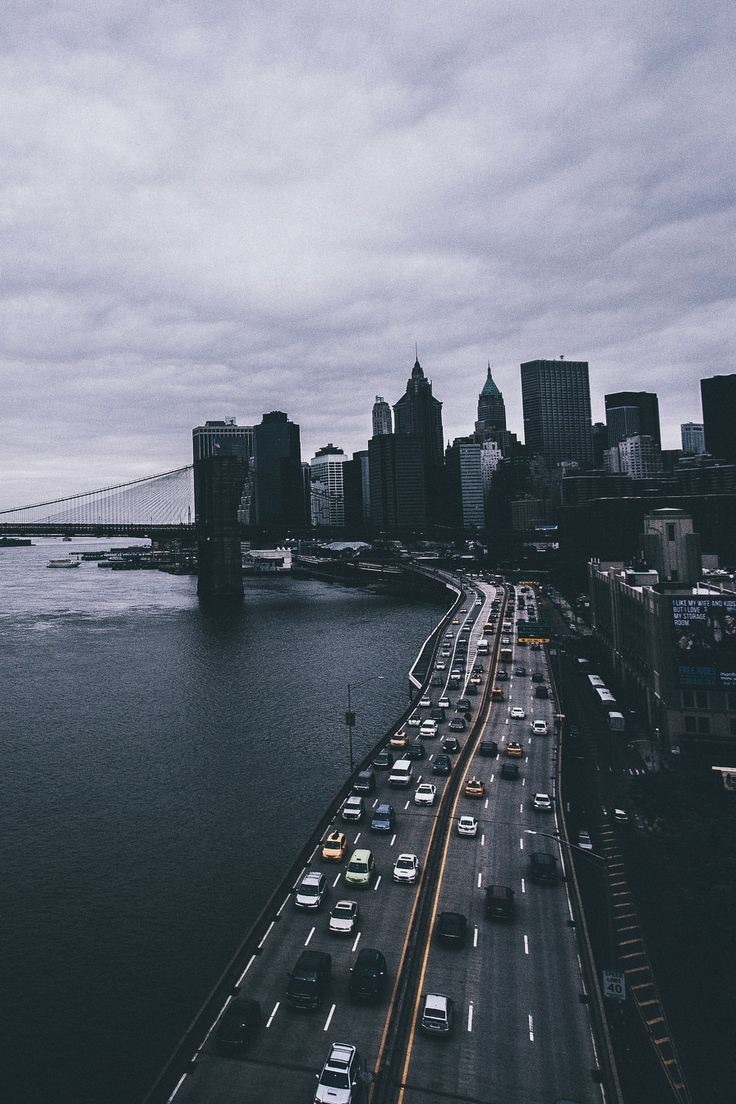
[253, 411, 305, 531]
[701, 374, 736, 463]
[192, 419, 253, 526]
[368, 433, 426, 531]
[476, 365, 506, 438]
[520, 359, 594, 468]
[605, 391, 661, 449]
[309, 444, 347, 528]
[372, 396, 393, 436]
[681, 422, 705, 455]
[192, 423, 248, 597]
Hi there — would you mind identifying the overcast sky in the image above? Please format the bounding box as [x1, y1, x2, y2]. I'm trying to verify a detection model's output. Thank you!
[1, 1, 734, 508]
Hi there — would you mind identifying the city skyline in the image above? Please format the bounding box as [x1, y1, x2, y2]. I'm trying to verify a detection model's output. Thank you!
[1, 2, 734, 506]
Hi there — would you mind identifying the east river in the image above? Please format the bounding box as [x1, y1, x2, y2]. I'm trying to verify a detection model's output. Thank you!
[3, 538, 446, 1104]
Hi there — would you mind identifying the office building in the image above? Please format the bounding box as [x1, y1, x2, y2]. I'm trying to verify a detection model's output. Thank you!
[681, 423, 705, 455]
[605, 392, 661, 449]
[701, 375, 736, 463]
[309, 444, 347, 528]
[368, 433, 426, 531]
[253, 411, 305, 531]
[520, 359, 593, 468]
[192, 420, 250, 598]
[372, 396, 393, 436]
[476, 365, 506, 438]
[617, 434, 663, 480]
[444, 438, 485, 529]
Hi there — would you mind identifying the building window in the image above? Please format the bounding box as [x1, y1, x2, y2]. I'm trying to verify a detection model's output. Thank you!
[697, 716, 710, 734]
[684, 716, 696, 733]
[667, 523, 676, 540]
[696, 690, 708, 709]
[682, 691, 694, 708]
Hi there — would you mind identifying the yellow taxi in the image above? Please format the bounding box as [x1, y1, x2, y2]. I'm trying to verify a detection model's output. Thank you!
[390, 729, 409, 749]
[464, 777, 486, 799]
[506, 741, 524, 758]
[321, 831, 347, 862]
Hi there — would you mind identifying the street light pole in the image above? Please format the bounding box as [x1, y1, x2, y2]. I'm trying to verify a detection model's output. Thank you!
[345, 675, 385, 773]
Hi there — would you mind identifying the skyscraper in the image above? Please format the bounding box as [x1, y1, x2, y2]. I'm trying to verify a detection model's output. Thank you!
[681, 422, 705, 455]
[192, 419, 250, 598]
[444, 438, 485, 529]
[372, 396, 393, 436]
[476, 365, 506, 438]
[368, 433, 426, 531]
[701, 375, 736, 463]
[253, 411, 305, 531]
[605, 392, 661, 449]
[309, 444, 347, 528]
[520, 359, 593, 468]
[393, 356, 444, 521]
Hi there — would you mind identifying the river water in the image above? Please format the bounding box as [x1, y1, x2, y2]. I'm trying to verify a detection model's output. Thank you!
[3, 538, 446, 1104]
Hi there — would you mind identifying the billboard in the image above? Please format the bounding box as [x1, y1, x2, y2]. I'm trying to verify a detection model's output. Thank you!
[672, 596, 736, 688]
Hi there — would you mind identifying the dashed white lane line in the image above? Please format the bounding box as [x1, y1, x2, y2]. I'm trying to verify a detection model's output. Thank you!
[267, 1002, 279, 1028]
[305, 926, 315, 946]
[237, 955, 256, 985]
[374, 875, 382, 891]
[477, 872, 482, 888]
[524, 934, 529, 955]
[277, 895, 290, 917]
[258, 921, 275, 949]
[323, 1004, 336, 1032]
[390, 834, 397, 847]
[467, 1002, 474, 1032]
[352, 931, 361, 952]
[528, 1013, 534, 1041]
[519, 837, 524, 850]
[481, 833, 486, 846]
[473, 926, 479, 948]
[332, 873, 341, 887]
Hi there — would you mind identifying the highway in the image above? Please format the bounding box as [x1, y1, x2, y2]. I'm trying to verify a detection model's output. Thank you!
[163, 582, 605, 1104]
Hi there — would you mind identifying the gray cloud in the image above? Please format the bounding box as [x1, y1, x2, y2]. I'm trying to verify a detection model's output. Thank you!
[1, 1, 734, 506]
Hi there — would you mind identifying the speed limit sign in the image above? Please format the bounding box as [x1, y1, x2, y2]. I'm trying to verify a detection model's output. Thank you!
[603, 970, 626, 1002]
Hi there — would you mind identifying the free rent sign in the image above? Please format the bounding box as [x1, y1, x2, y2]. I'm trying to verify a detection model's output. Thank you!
[602, 970, 626, 1002]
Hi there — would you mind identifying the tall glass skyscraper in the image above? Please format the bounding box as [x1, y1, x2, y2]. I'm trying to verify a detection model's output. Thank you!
[605, 391, 661, 449]
[477, 365, 506, 438]
[520, 359, 593, 467]
[701, 375, 736, 463]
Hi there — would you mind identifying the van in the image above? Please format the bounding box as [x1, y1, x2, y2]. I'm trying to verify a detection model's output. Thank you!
[344, 848, 376, 888]
[341, 795, 364, 822]
[388, 758, 414, 787]
[477, 639, 489, 654]
[352, 769, 376, 795]
[286, 949, 332, 1010]
[484, 884, 515, 921]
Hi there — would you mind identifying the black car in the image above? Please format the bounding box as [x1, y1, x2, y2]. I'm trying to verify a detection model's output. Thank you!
[456, 698, 471, 712]
[448, 717, 466, 732]
[372, 749, 394, 770]
[348, 947, 388, 1002]
[405, 742, 426, 760]
[432, 754, 452, 776]
[500, 761, 519, 780]
[529, 851, 559, 884]
[472, 663, 484, 674]
[370, 803, 396, 832]
[479, 739, 498, 757]
[514, 666, 527, 676]
[441, 737, 460, 754]
[484, 884, 515, 921]
[496, 670, 509, 681]
[435, 911, 468, 947]
[465, 684, 478, 696]
[215, 997, 261, 1053]
[286, 950, 332, 1010]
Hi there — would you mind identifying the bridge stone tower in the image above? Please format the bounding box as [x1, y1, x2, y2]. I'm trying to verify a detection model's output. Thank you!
[193, 421, 249, 598]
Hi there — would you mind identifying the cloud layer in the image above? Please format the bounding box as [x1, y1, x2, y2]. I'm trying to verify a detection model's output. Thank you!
[1, 1, 735, 506]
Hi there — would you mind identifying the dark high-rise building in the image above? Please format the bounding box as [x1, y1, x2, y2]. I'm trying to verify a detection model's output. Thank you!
[368, 433, 426, 531]
[393, 356, 444, 521]
[605, 391, 661, 449]
[372, 396, 392, 436]
[477, 364, 506, 438]
[701, 375, 736, 463]
[253, 411, 305, 531]
[520, 359, 593, 468]
[591, 422, 608, 468]
[192, 420, 249, 598]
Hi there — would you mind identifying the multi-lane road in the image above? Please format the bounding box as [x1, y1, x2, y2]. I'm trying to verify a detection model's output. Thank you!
[164, 582, 606, 1104]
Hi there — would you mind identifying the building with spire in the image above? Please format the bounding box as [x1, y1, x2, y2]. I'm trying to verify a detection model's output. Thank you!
[392, 355, 444, 521]
[372, 396, 393, 436]
[476, 365, 506, 438]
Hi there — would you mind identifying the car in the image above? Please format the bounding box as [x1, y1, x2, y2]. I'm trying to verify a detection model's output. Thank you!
[514, 666, 527, 676]
[294, 871, 328, 910]
[469, 674, 481, 685]
[444, 630, 454, 639]
[510, 706, 526, 719]
[465, 683, 478, 696]
[419, 719, 438, 738]
[528, 850, 559, 884]
[435, 661, 446, 670]
[448, 717, 466, 732]
[533, 792, 553, 812]
[433, 753, 452, 776]
[531, 671, 544, 682]
[532, 719, 548, 736]
[405, 741, 426, 760]
[419, 695, 431, 708]
[456, 697, 471, 712]
[352, 768, 376, 794]
[344, 848, 376, 888]
[389, 730, 409, 749]
[329, 899, 359, 934]
[370, 803, 395, 832]
[484, 884, 515, 921]
[372, 749, 394, 770]
[500, 761, 519, 780]
[286, 949, 332, 1009]
[472, 663, 485, 673]
[407, 713, 421, 727]
[613, 807, 629, 824]
[430, 674, 443, 687]
[457, 814, 478, 837]
[322, 831, 347, 861]
[452, 617, 460, 624]
[435, 911, 468, 947]
[314, 1042, 361, 1103]
[215, 996, 261, 1054]
[438, 695, 450, 708]
[506, 741, 523, 758]
[419, 992, 455, 1037]
[464, 777, 485, 798]
[392, 853, 420, 883]
[441, 737, 460, 754]
[341, 795, 364, 822]
[348, 947, 388, 1002]
[414, 782, 437, 806]
[479, 739, 498, 757]
[496, 669, 509, 681]
[577, 830, 593, 852]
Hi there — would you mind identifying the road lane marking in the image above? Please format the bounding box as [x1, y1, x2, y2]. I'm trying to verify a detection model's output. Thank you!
[473, 926, 479, 948]
[354, 832, 361, 843]
[404, 800, 410, 810]
[490, 772, 495, 782]
[374, 875, 382, 891]
[467, 1002, 474, 1031]
[266, 1002, 279, 1028]
[528, 1013, 534, 1041]
[524, 934, 529, 955]
[390, 834, 397, 847]
[277, 896, 290, 917]
[519, 837, 524, 850]
[305, 926, 315, 946]
[332, 873, 341, 887]
[520, 802, 524, 813]
[352, 932, 361, 952]
[258, 921, 275, 949]
[481, 833, 485, 846]
[237, 955, 256, 984]
[521, 777, 526, 786]
[477, 872, 482, 887]
[484, 798, 489, 809]
[308, 846, 318, 861]
[323, 1004, 336, 1031]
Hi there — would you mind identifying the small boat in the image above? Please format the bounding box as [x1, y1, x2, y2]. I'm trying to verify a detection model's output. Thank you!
[47, 559, 80, 568]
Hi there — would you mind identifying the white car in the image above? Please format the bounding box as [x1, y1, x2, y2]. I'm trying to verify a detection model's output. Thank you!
[438, 695, 450, 708]
[533, 792, 553, 812]
[329, 899, 359, 934]
[510, 706, 526, 719]
[577, 830, 593, 851]
[393, 853, 420, 883]
[457, 815, 478, 837]
[315, 1043, 361, 1104]
[419, 720, 438, 738]
[531, 719, 548, 736]
[435, 661, 446, 670]
[414, 782, 437, 806]
[419, 695, 431, 708]
[408, 714, 421, 726]
[613, 808, 629, 824]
